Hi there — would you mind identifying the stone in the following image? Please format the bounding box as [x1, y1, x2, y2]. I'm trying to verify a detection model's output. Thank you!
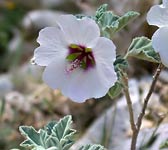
[22, 10, 61, 30]
[8, 29, 22, 53]
[159, 70, 168, 83]
[20, 63, 43, 81]
[41, 0, 70, 7]
[0, 75, 13, 97]
[5, 91, 31, 112]
[121, 123, 168, 150]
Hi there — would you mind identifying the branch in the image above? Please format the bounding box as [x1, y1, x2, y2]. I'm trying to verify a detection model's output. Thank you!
[122, 73, 137, 132]
[131, 63, 164, 150]
[136, 63, 164, 131]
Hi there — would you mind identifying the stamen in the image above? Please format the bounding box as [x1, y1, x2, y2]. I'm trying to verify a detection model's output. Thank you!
[66, 43, 95, 73]
[65, 59, 81, 74]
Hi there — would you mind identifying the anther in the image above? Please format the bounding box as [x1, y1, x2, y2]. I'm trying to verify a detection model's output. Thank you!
[65, 59, 81, 74]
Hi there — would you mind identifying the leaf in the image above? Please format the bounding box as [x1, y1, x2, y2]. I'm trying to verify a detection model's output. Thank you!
[95, 4, 108, 21]
[114, 55, 128, 73]
[20, 139, 34, 148]
[51, 116, 74, 140]
[114, 11, 140, 33]
[108, 81, 123, 99]
[97, 11, 119, 38]
[19, 126, 41, 147]
[45, 136, 60, 149]
[19, 126, 50, 149]
[46, 147, 58, 150]
[33, 146, 46, 150]
[126, 36, 160, 63]
[51, 115, 76, 150]
[19, 115, 76, 150]
[75, 14, 93, 19]
[44, 121, 57, 135]
[95, 4, 139, 37]
[160, 140, 168, 149]
[79, 144, 105, 150]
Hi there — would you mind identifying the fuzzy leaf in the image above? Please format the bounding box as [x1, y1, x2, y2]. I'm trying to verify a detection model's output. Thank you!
[19, 115, 76, 150]
[51, 115, 76, 150]
[113, 11, 139, 33]
[20, 139, 34, 148]
[46, 147, 58, 150]
[75, 14, 93, 19]
[79, 144, 105, 150]
[96, 5, 139, 37]
[108, 81, 123, 99]
[44, 121, 57, 135]
[95, 4, 108, 21]
[114, 55, 128, 73]
[32, 146, 46, 150]
[19, 127, 50, 149]
[126, 37, 160, 63]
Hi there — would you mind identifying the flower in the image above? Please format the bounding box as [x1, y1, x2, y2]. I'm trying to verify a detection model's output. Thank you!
[33, 15, 117, 102]
[147, 0, 168, 67]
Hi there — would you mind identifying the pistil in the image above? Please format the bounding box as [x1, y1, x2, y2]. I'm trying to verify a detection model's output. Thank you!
[65, 44, 95, 73]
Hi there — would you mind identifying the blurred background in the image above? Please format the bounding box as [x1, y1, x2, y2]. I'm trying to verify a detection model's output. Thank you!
[1, 0, 168, 150]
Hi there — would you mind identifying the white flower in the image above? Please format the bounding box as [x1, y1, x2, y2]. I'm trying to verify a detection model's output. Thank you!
[147, 0, 168, 67]
[33, 15, 117, 102]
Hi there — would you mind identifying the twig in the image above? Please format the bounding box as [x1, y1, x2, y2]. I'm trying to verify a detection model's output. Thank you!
[122, 73, 137, 132]
[131, 63, 164, 150]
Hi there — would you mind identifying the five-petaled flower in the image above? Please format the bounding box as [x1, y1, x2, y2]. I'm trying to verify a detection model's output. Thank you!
[147, 0, 168, 67]
[33, 15, 117, 102]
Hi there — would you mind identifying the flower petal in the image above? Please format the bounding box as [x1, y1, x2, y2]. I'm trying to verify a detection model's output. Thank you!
[56, 15, 100, 46]
[163, 0, 168, 7]
[152, 27, 168, 67]
[42, 57, 69, 89]
[147, 4, 168, 27]
[34, 27, 68, 66]
[43, 55, 117, 102]
[37, 26, 67, 46]
[92, 37, 117, 91]
[62, 37, 117, 102]
[92, 37, 116, 65]
[34, 46, 67, 66]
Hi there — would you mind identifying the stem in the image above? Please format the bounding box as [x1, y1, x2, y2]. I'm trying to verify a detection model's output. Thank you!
[131, 63, 164, 150]
[122, 73, 137, 132]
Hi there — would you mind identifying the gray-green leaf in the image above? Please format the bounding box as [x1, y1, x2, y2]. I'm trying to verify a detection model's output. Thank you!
[126, 36, 160, 63]
[19, 115, 76, 150]
[95, 4, 139, 38]
[95, 4, 108, 21]
[79, 144, 105, 150]
[108, 81, 123, 99]
[51, 115, 76, 149]
[19, 127, 50, 148]
[114, 55, 128, 73]
[44, 121, 57, 135]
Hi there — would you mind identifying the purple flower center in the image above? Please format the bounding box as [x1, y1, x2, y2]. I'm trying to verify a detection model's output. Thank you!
[66, 44, 95, 73]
